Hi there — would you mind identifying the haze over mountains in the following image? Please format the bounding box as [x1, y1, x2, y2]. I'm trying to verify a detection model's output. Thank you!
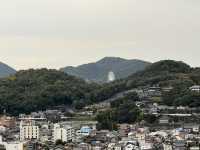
[0, 62, 16, 78]
[61, 57, 151, 82]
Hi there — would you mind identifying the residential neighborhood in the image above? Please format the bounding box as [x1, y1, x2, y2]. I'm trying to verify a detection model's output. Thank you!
[0, 85, 200, 150]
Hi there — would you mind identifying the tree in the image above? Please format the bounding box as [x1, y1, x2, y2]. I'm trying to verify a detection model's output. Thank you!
[96, 93, 142, 130]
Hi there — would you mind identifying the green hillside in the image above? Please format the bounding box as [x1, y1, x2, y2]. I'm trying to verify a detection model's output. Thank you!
[0, 69, 99, 115]
[0, 60, 199, 115]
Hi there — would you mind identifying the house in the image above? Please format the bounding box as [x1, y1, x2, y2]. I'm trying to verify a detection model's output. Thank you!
[73, 143, 90, 150]
[162, 86, 173, 92]
[0, 116, 16, 128]
[184, 124, 199, 133]
[149, 131, 168, 138]
[91, 142, 105, 150]
[0, 126, 6, 133]
[190, 147, 200, 150]
[177, 106, 189, 110]
[118, 124, 131, 137]
[135, 128, 148, 140]
[159, 116, 169, 124]
[49, 145, 65, 150]
[128, 132, 136, 139]
[93, 130, 109, 142]
[150, 106, 159, 115]
[140, 143, 153, 150]
[107, 143, 116, 150]
[189, 85, 200, 92]
[172, 140, 186, 150]
[157, 105, 175, 110]
[76, 126, 92, 136]
[147, 87, 161, 97]
[114, 144, 123, 150]
[124, 142, 140, 150]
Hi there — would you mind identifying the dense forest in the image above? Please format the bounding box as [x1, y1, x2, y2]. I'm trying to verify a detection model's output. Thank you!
[0, 60, 200, 115]
[0, 69, 125, 115]
[0, 69, 97, 115]
[96, 92, 142, 130]
[162, 81, 200, 107]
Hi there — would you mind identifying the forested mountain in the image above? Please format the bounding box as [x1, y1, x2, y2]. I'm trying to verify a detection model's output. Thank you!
[0, 62, 16, 78]
[61, 57, 150, 82]
[0, 60, 199, 115]
[124, 60, 194, 88]
[0, 69, 100, 115]
[0, 68, 129, 115]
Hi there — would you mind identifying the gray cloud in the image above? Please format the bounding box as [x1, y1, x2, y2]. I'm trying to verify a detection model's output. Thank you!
[0, 0, 199, 69]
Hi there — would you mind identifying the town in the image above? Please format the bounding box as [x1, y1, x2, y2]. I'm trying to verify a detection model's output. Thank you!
[0, 85, 200, 150]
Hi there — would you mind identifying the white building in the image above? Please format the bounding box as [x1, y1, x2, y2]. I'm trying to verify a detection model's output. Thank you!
[140, 143, 153, 150]
[0, 125, 7, 133]
[5, 142, 24, 150]
[20, 120, 39, 141]
[53, 123, 75, 143]
[190, 85, 200, 92]
[0, 135, 24, 150]
[125, 143, 140, 150]
[159, 116, 169, 124]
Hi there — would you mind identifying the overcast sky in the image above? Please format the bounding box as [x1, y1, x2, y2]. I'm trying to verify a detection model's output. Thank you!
[0, 0, 199, 70]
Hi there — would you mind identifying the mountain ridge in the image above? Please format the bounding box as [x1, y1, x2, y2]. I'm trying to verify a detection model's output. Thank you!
[60, 57, 151, 82]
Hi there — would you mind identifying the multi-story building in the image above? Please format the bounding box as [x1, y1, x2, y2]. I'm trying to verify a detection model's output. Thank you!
[53, 123, 75, 143]
[20, 120, 39, 141]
